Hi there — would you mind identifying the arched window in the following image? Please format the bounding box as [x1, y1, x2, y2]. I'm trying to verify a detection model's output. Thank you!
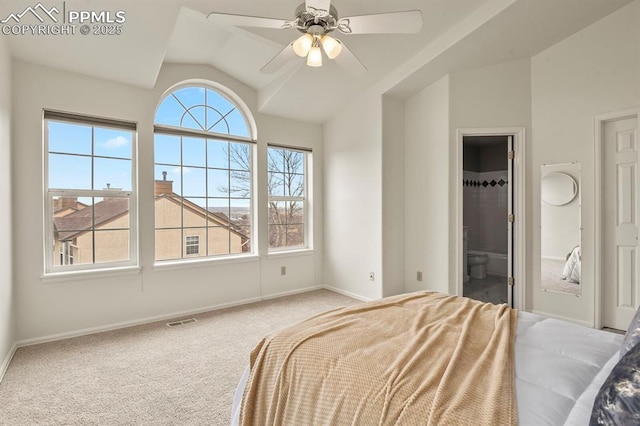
[153, 84, 255, 262]
[155, 86, 252, 137]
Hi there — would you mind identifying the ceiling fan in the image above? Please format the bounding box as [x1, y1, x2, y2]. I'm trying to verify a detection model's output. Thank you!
[207, 0, 423, 75]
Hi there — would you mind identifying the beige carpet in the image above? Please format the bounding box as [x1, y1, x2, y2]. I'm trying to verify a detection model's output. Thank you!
[0, 289, 360, 425]
[541, 258, 580, 295]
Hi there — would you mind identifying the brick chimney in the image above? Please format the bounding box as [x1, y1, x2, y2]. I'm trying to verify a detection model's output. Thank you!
[54, 196, 78, 212]
[154, 171, 173, 196]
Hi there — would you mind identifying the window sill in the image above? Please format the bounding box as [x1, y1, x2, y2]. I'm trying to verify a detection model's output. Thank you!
[153, 254, 260, 271]
[41, 266, 142, 284]
[267, 248, 315, 259]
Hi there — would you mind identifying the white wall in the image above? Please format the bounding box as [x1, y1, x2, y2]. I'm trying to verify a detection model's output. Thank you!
[323, 92, 382, 301]
[450, 59, 532, 130]
[13, 61, 323, 342]
[530, 0, 640, 325]
[254, 113, 324, 296]
[324, 4, 637, 328]
[381, 96, 406, 297]
[0, 36, 15, 379]
[404, 76, 451, 294]
[327, 60, 531, 301]
[449, 59, 532, 293]
[400, 61, 531, 296]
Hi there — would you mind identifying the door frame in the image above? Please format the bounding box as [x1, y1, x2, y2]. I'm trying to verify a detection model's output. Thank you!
[455, 127, 526, 310]
[594, 107, 640, 329]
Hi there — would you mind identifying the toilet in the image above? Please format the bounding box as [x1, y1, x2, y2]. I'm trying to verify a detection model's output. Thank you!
[467, 251, 489, 279]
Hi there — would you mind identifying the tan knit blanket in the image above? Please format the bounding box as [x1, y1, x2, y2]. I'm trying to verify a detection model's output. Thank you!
[240, 291, 518, 425]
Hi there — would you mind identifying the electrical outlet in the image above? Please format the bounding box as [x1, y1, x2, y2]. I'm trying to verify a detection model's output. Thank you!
[417, 271, 423, 282]
[281, 266, 286, 276]
[369, 272, 375, 281]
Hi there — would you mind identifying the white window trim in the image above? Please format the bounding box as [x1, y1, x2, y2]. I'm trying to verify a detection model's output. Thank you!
[267, 248, 315, 259]
[267, 146, 312, 253]
[41, 266, 142, 284]
[152, 135, 256, 261]
[153, 84, 257, 263]
[43, 111, 139, 275]
[153, 253, 260, 271]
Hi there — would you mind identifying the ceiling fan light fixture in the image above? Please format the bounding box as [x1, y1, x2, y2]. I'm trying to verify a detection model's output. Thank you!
[208, 3, 423, 75]
[292, 33, 313, 57]
[307, 45, 323, 67]
[321, 35, 342, 59]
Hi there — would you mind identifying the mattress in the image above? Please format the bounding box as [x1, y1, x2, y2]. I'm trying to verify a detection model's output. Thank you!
[515, 311, 622, 425]
[231, 310, 623, 425]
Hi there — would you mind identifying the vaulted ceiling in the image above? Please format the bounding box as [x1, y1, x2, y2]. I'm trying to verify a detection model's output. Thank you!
[2, 0, 633, 123]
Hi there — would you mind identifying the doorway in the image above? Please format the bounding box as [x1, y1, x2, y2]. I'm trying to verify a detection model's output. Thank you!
[597, 111, 639, 330]
[462, 136, 510, 305]
[456, 128, 526, 309]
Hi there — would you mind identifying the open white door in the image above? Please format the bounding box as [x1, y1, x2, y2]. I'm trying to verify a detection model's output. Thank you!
[507, 136, 514, 307]
[603, 116, 639, 330]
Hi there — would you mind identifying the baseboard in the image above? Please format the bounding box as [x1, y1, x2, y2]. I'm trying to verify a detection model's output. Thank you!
[531, 310, 593, 328]
[16, 295, 273, 348]
[261, 286, 324, 301]
[15, 286, 331, 349]
[322, 285, 374, 302]
[0, 342, 18, 383]
[14, 285, 371, 350]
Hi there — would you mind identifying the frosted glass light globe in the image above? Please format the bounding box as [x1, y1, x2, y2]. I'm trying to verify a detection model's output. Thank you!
[293, 34, 313, 57]
[321, 35, 343, 59]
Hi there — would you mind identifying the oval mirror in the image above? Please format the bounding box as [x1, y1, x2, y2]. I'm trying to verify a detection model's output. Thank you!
[541, 172, 577, 206]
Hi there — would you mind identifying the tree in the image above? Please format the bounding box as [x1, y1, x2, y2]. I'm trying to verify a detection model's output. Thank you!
[267, 148, 305, 248]
[221, 145, 305, 249]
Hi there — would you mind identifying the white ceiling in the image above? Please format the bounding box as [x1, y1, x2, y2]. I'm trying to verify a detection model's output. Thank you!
[1, 0, 634, 123]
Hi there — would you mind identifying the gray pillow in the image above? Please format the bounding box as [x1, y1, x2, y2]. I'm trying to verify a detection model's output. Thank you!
[590, 341, 640, 425]
[621, 307, 640, 357]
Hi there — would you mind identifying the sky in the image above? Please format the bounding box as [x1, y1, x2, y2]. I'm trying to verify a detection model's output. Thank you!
[48, 86, 302, 212]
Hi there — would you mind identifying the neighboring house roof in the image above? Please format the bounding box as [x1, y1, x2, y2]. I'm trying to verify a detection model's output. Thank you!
[54, 198, 129, 241]
[53, 207, 78, 218]
[54, 195, 248, 241]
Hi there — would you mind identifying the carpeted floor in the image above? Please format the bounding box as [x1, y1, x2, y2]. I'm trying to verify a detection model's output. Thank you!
[0, 289, 360, 425]
[541, 258, 580, 295]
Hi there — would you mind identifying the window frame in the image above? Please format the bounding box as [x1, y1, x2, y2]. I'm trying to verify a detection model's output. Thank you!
[43, 110, 138, 274]
[267, 144, 312, 253]
[153, 84, 257, 264]
[60, 241, 76, 266]
[185, 235, 200, 256]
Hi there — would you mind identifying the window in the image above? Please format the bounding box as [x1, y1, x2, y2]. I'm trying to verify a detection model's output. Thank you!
[60, 242, 76, 265]
[154, 85, 255, 262]
[268, 146, 310, 251]
[44, 111, 137, 273]
[185, 236, 200, 256]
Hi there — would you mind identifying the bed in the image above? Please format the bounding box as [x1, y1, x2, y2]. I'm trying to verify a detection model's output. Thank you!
[562, 246, 581, 284]
[231, 291, 632, 425]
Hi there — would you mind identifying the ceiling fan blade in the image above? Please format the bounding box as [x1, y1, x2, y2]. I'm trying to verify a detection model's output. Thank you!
[207, 12, 293, 29]
[260, 43, 298, 74]
[333, 42, 367, 76]
[338, 10, 423, 34]
[306, 0, 331, 16]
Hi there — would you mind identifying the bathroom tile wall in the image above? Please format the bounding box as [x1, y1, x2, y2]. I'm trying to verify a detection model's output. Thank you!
[463, 170, 508, 254]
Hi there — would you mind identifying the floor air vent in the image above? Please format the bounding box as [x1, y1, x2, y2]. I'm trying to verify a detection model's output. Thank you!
[166, 318, 197, 327]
